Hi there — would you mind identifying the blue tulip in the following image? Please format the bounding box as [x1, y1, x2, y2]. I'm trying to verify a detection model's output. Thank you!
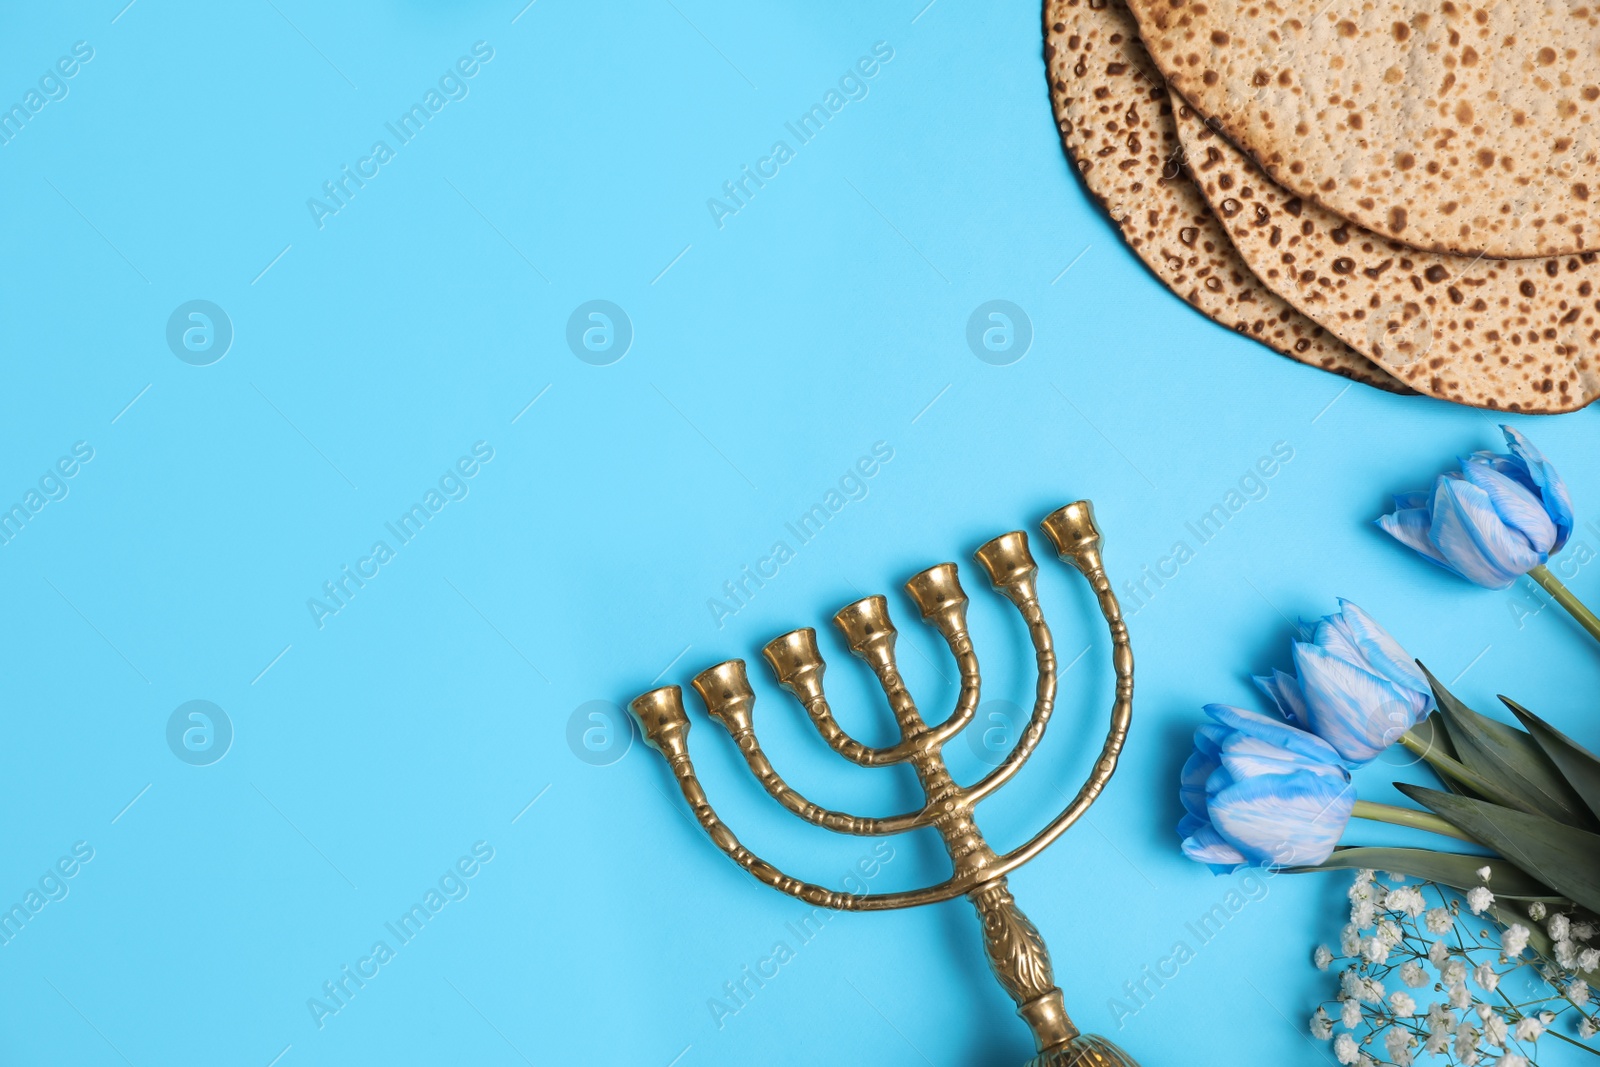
[1179, 703, 1354, 872]
[1253, 599, 1433, 767]
[1378, 426, 1574, 589]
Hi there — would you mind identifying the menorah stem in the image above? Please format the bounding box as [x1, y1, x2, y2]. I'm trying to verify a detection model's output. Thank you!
[968, 879, 1077, 1052]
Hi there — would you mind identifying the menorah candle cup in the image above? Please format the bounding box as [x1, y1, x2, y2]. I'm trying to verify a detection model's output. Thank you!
[1040, 500, 1104, 576]
[760, 628, 826, 703]
[628, 503, 1140, 1067]
[833, 594, 898, 670]
[627, 685, 691, 759]
[974, 530, 1040, 607]
[905, 562, 970, 640]
[690, 660, 756, 736]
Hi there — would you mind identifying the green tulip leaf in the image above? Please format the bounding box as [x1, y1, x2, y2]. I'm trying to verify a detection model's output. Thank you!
[1420, 665, 1596, 829]
[1396, 784, 1600, 917]
[1297, 846, 1561, 901]
[1502, 696, 1600, 826]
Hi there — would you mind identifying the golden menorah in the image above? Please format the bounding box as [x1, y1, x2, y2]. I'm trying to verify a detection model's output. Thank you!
[629, 501, 1139, 1066]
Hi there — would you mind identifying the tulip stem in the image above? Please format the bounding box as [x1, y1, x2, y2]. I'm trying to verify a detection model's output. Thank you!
[1396, 731, 1530, 810]
[1351, 799, 1474, 843]
[1528, 563, 1600, 647]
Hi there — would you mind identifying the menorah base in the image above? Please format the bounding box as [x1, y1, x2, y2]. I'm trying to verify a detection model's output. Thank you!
[1027, 1034, 1141, 1067]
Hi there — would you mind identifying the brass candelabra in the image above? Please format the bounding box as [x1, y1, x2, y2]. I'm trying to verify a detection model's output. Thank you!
[629, 501, 1139, 1066]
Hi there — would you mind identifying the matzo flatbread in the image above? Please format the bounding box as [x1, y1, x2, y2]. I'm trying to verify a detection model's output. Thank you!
[1172, 96, 1600, 412]
[1045, 0, 1408, 392]
[1126, 0, 1600, 259]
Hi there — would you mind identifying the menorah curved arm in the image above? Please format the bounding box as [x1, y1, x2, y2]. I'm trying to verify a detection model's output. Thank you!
[691, 661, 906, 837]
[761, 628, 903, 768]
[629, 503, 1134, 914]
[985, 522, 1133, 875]
[949, 532, 1059, 804]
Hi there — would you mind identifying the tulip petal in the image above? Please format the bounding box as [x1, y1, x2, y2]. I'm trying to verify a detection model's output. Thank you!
[1220, 733, 1348, 783]
[1503, 425, 1574, 551]
[1293, 643, 1428, 763]
[1180, 820, 1247, 873]
[1332, 598, 1430, 698]
[1430, 477, 1543, 587]
[1459, 460, 1557, 554]
[1203, 703, 1345, 767]
[1209, 770, 1355, 867]
[1180, 726, 1225, 820]
[1377, 506, 1450, 568]
[1253, 668, 1310, 729]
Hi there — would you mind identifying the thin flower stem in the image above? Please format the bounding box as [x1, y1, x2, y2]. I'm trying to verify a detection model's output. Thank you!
[1352, 799, 1477, 842]
[1529, 562, 1600, 647]
[1396, 731, 1531, 811]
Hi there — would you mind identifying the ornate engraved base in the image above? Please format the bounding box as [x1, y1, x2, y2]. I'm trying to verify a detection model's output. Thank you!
[1027, 1034, 1142, 1067]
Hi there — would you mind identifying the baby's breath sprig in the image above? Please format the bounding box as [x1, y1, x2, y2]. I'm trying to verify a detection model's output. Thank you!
[1311, 869, 1600, 1066]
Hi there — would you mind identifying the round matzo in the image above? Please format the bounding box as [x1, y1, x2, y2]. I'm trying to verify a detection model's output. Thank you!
[1171, 96, 1600, 412]
[1045, 0, 1408, 392]
[1125, 0, 1600, 259]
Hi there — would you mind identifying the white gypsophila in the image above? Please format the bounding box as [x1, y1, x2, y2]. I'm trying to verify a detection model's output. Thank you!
[1557, 939, 1582, 970]
[1473, 961, 1500, 993]
[1572, 979, 1594, 1007]
[1580, 947, 1600, 972]
[1311, 1007, 1334, 1039]
[1529, 901, 1548, 921]
[1466, 886, 1494, 915]
[1389, 991, 1416, 1017]
[1450, 982, 1473, 1010]
[1351, 900, 1377, 929]
[1314, 944, 1334, 970]
[1502, 923, 1530, 958]
[1479, 1009, 1507, 1048]
[1425, 906, 1452, 934]
[1499, 1055, 1529, 1067]
[1341, 924, 1362, 956]
[1424, 1028, 1451, 1055]
[1430, 938, 1452, 967]
[1384, 1026, 1415, 1065]
[1362, 937, 1391, 965]
[1334, 1033, 1360, 1065]
[1476, 866, 1491, 882]
[1579, 1016, 1597, 1039]
[1401, 960, 1429, 988]
[1425, 1003, 1457, 1035]
[1442, 958, 1468, 986]
[1355, 868, 1375, 886]
[1378, 920, 1404, 947]
[1341, 996, 1363, 1029]
[1341, 968, 1384, 1005]
[1387, 886, 1425, 918]
[1551, 913, 1572, 941]
[1455, 1024, 1480, 1059]
[1574, 921, 1596, 941]
[1514, 1016, 1545, 1041]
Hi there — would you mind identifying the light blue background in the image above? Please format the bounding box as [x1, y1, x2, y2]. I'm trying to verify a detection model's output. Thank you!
[1, 1, 1596, 1064]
